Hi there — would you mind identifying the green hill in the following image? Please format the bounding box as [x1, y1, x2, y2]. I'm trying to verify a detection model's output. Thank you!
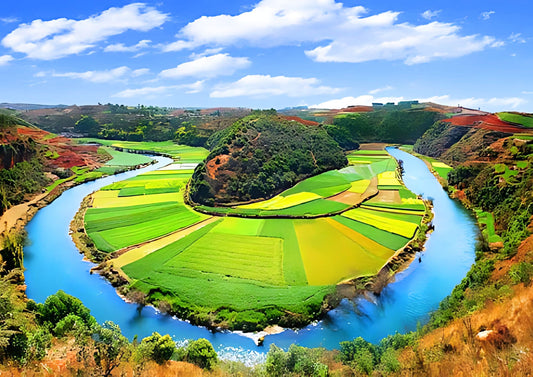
[188, 111, 347, 205]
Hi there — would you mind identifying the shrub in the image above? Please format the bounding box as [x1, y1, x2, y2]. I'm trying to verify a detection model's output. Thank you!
[509, 262, 533, 285]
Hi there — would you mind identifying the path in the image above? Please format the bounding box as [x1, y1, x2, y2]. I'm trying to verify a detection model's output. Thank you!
[0, 191, 49, 235]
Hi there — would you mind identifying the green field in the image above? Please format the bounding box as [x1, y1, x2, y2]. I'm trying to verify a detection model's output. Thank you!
[476, 210, 503, 244]
[497, 112, 533, 128]
[78, 139, 209, 161]
[83, 144, 426, 330]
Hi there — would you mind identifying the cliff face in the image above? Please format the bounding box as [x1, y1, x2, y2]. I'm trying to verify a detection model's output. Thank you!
[0, 138, 37, 170]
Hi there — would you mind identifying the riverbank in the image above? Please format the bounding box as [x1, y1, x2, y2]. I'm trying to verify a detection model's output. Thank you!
[68, 147, 434, 336]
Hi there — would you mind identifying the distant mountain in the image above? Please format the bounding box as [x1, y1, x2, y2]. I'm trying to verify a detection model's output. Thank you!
[0, 103, 69, 111]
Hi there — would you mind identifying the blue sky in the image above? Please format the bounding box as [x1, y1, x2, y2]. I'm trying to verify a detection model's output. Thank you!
[0, 0, 531, 111]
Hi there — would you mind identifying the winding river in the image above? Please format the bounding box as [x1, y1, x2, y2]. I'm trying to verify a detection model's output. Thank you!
[23, 148, 477, 364]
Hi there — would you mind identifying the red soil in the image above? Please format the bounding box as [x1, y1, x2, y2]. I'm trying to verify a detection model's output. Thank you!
[339, 105, 374, 113]
[444, 114, 528, 133]
[281, 115, 320, 126]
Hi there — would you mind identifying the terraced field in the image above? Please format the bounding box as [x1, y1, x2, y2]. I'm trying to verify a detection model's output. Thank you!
[82, 143, 428, 330]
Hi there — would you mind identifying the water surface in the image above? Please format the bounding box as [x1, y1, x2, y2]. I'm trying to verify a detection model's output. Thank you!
[24, 148, 477, 364]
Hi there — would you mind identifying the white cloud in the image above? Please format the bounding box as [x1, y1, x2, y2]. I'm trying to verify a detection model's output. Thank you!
[481, 11, 495, 20]
[160, 53, 251, 79]
[40, 66, 150, 83]
[2, 3, 168, 60]
[0, 55, 14, 66]
[112, 81, 205, 98]
[421, 10, 441, 20]
[163, 0, 498, 65]
[369, 85, 394, 95]
[509, 33, 526, 44]
[522, 91, 533, 95]
[311, 94, 527, 111]
[311, 95, 405, 108]
[1, 17, 19, 24]
[104, 39, 151, 52]
[211, 74, 341, 98]
[419, 95, 526, 110]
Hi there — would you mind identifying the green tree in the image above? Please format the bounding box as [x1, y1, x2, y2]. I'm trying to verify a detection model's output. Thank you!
[183, 338, 218, 370]
[75, 115, 100, 136]
[92, 321, 130, 377]
[138, 332, 176, 364]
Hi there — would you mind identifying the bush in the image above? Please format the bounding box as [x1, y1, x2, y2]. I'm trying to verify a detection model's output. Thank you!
[138, 332, 176, 364]
[37, 290, 97, 329]
[509, 262, 533, 285]
[265, 344, 328, 377]
[179, 338, 218, 370]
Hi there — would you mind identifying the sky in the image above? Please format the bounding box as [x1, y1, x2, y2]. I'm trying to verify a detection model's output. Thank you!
[0, 0, 532, 112]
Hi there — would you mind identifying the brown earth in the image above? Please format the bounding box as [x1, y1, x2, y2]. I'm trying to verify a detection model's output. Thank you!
[281, 115, 320, 126]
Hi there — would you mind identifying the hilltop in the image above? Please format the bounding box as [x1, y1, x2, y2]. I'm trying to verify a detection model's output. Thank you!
[188, 111, 347, 205]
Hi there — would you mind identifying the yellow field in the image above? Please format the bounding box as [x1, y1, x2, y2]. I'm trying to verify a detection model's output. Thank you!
[294, 219, 388, 285]
[238, 192, 322, 210]
[141, 169, 195, 175]
[348, 179, 371, 193]
[341, 208, 419, 238]
[92, 191, 181, 208]
[360, 205, 425, 216]
[401, 198, 425, 206]
[326, 218, 394, 259]
[211, 217, 265, 236]
[112, 217, 218, 268]
[431, 161, 451, 169]
[377, 171, 401, 186]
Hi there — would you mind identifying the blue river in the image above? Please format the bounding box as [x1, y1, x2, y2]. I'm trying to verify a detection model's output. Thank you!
[23, 148, 477, 364]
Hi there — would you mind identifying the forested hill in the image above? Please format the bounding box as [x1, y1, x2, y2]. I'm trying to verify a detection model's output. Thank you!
[188, 111, 347, 205]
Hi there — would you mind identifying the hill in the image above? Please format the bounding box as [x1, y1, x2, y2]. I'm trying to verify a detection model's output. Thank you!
[188, 111, 347, 205]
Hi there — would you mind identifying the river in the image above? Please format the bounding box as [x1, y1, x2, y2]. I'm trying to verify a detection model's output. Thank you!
[23, 148, 477, 365]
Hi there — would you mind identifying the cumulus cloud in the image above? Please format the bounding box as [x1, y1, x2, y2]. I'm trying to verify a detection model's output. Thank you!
[210, 74, 341, 98]
[481, 11, 495, 20]
[420, 95, 526, 110]
[2, 3, 168, 60]
[421, 10, 441, 20]
[311, 94, 527, 111]
[0, 55, 14, 66]
[38, 66, 150, 83]
[104, 39, 151, 52]
[311, 95, 405, 108]
[162, 0, 498, 65]
[112, 81, 204, 98]
[160, 53, 251, 79]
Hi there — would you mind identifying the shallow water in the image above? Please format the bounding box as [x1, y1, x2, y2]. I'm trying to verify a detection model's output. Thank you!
[24, 148, 477, 364]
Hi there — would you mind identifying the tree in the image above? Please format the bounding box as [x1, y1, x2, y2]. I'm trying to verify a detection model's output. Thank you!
[183, 338, 217, 370]
[92, 321, 130, 377]
[75, 115, 100, 136]
[37, 290, 96, 329]
[138, 332, 176, 364]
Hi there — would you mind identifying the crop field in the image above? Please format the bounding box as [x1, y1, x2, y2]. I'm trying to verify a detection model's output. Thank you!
[99, 146, 153, 167]
[497, 112, 533, 128]
[294, 218, 394, 285]
[84, 143, 427, 325]
[341, 207, 420, 238]
[78, 139, 209, 161]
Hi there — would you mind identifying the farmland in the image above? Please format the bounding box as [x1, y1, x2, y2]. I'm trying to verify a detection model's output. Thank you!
[81, 142, 428, 330]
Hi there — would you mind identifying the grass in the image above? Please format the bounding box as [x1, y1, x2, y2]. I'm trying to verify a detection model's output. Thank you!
[282, 170, 352, 197]
[86, 203, 208, 252]
[260, 219, 308, 285]
[165, 233, 284, 285]
[100, 146, 153, 166]
[494, 163, 519, 184]
[77, 139, 209, 161]
[342, 208, 420, 238]
[476, 210, 503, 243]
[497, 112, 533, 128]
